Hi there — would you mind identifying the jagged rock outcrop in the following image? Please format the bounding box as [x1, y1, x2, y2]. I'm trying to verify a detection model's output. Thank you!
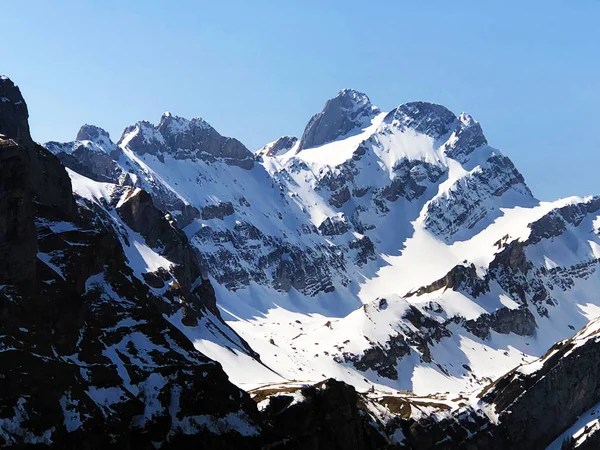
[117, 188, 203, 290]
[201, 202, 235, 220]
[425, 154, 534, 242]
[383, 101, 457, 139]
[444, 113, 488, 162]
[45, 125, 122, 184]
[377, 160, 446, 203]
[256, 135, 297, 158]
[465, 306, 536, 339]
[349, 236, 376, 266]
[120, 112, 255, 169]
[342, 332, 412, 380]
[0, 76, 33, 147]
[0, 77, 76, 221]
[317, 215, 350, 236]
[409, 263, 489, 298]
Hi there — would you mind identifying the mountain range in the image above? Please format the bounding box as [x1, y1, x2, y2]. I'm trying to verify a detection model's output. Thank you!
[2, 75, 600, 449]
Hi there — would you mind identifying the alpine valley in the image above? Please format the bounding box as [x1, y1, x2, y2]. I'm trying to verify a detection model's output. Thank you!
[2, 76, 600, 449]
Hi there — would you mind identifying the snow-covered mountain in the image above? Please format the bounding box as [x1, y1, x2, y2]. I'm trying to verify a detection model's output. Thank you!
[44, 86, 580, 395]
[4, 73, 600, 448]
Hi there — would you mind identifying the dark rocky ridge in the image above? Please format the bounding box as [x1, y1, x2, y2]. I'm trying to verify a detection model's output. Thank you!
[424, 153, 534, 242]
[0, 138, 36, 284]
[0, 76, 76, 286]
[0, 77, 76, 221]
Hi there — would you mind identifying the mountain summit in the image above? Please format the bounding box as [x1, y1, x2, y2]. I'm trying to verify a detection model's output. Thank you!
[297, 88, 380, 151]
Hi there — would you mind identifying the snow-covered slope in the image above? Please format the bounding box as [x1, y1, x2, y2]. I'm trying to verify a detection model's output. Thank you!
[45, 88, 600, 401]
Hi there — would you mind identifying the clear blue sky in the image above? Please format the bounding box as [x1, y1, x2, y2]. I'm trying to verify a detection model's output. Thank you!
[2, 1, 599, 200]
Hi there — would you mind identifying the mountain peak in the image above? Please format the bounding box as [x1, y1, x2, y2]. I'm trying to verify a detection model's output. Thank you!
[0, 75, 33, 147]
[458, 112, 477, 127]
[334, 88, 372, 107]
[384, 101, 457, 140]
[297, 88, 380, 151]
[157, 111, 212, 136]
[76, 124, 117, 153]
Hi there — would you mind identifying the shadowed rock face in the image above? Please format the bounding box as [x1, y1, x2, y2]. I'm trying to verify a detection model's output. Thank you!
[297, 89, 379, 151]
[0, 139, 36, 285]
[481, 326, 600, 450]
[317, 215, 351, 236]
[201, 201, 235, 220]
[0, 77, 76, 220]
[0, 77, 76, 285]
[465, 306, 536, 339]
[0, 76, 33, 147]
